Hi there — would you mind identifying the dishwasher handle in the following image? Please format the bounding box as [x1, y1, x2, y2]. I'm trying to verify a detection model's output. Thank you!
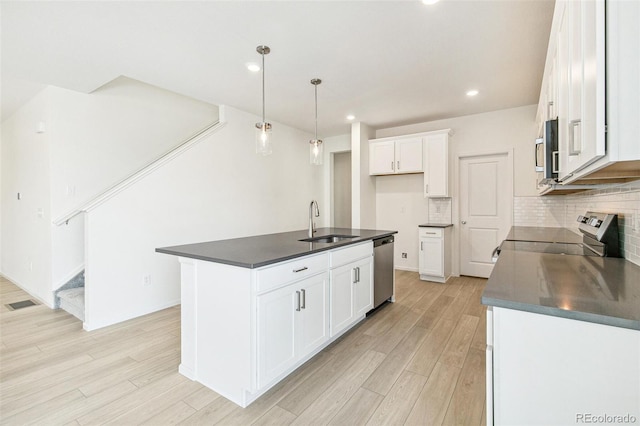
[374, 236, 394, 247]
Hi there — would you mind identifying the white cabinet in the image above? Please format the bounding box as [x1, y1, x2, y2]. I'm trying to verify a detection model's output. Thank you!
[329, 242, 374, 337]
[257, 271, 329, 388]
[369, 137, 423, 175]
[418, 226, 451, 283]
[423, 131, 450, 197]
[177, 241, 376, 408]
[558, 0, 606, 180]
[487, 307, 640, 425]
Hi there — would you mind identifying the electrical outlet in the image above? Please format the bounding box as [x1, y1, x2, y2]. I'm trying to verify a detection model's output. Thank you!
[402, 252, 407, 259]
[143, 275, 152, 287]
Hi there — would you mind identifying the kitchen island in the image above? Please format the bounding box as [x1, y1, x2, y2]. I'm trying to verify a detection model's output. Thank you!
[482, 235, 640, 425]
[157, 227, 397, 407]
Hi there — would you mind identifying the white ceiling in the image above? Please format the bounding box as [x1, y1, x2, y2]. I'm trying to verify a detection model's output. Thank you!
[1, 0, 554, 136]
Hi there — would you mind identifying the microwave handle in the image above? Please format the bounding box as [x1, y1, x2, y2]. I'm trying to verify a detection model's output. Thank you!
[535, 138, 544, 172]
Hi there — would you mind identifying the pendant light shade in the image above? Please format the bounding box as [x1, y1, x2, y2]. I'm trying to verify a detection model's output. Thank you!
[309, 78, 323, 166]
[255, 45, 272, 155]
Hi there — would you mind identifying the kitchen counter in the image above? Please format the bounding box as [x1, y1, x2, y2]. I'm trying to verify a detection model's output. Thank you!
[156, 227, 397, 268]
[482, 246, 640, 330]
[418, 223, 453, 228]
[505, 225, 582, 243]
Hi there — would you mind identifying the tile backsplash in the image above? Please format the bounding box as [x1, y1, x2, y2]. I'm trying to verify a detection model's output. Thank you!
[427, 198, 452, 224]
[514, 180, 640, 266]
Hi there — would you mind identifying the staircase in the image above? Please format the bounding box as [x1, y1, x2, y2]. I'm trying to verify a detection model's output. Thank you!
[55, 270, 85, 322]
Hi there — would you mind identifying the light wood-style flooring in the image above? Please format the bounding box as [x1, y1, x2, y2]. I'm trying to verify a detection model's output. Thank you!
[0, 271, 487, 425]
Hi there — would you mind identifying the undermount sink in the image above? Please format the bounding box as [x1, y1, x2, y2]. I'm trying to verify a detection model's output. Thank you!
[299, 234, 358, 243]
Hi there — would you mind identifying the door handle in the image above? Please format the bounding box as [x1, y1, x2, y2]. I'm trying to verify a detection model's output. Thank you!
[391, 161, 394, 171]
[420, 241, 423, 251]
[301, 289, 306, 309]
[397, 161, 400, 170]
[356, 267, 360, 283]
[461, 221, 467, 224]
[296, 291, 301, 311]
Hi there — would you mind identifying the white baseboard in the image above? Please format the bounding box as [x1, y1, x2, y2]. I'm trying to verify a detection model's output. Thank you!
[83, 298, 181, 331]
[0, 271, 54, 308]
[395, 266, 419, 273]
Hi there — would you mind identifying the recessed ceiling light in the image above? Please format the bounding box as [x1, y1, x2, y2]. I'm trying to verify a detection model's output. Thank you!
[246, 62, 260, 72]
[422, 0, 440, 5]
[346, 114, 355, 121]
[466, 89, 479, 97]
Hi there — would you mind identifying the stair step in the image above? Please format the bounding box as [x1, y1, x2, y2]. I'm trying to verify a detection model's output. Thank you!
[58, 287, 85, 322]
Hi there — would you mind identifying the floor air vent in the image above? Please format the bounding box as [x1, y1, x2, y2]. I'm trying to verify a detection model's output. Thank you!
[6, 300, 37, 310]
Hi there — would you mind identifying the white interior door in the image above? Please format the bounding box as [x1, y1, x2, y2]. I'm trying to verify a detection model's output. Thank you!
[459, 153, 512, 278]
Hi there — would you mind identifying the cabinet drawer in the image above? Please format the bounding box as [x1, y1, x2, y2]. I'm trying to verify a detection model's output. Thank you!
[419, 228, 443, 238]
[329, 241, 373, 268]
[256, 253, 328, 293]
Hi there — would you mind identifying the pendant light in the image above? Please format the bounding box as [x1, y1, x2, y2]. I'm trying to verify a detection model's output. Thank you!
[309, 78, 323, 165]
[255, 45, 272, 155]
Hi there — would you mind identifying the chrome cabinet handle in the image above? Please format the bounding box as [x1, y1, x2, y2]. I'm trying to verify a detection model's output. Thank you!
[353, 268, 357, 284]
[296, 291, 301, 311]
[461, 221, 467, 224]
[425, 232, 436, 235]
[397, 161, 400, 170]
[420, 241, 424, 251]
[292, 266, 308, 273]
[425, 184, 429, 194]
[569, 119, 581, 155]
[356, 267, 360, 283]
[391, 161, 394, 171]
[301, 289, 306, 309]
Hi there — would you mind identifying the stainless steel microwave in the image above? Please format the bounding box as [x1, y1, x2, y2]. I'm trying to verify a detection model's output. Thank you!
[535, 118, 559, 184]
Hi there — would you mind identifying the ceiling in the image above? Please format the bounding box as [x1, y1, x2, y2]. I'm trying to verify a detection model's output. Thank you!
[1, 0, 554, 136]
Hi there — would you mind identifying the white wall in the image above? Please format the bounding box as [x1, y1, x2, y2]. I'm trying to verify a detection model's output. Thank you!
[352, 122, 377, 229]
[48, 77, 220, 220]
[374, 105, 538, 272]
[83, 106, 323, 330]
[1, 78, 220, 305]
[0, 89, 54, 304]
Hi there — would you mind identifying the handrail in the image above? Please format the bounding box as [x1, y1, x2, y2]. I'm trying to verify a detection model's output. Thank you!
[53, 119, 226, 226]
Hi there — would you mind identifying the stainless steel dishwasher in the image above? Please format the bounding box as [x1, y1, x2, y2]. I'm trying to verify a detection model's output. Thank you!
[373, 235, 394, 309]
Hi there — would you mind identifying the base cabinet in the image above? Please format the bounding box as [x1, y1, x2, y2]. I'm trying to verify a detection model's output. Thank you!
[329, 255, 373, 337]
[257, 272, 329, 388]
[418, 226, 451, 283]
[178, 241, 376, 408]
[487, 307, 640, 425]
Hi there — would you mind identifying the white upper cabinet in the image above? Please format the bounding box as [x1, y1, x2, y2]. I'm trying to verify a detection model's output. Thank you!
[423, 130, 450, 198]
[369, 137, 422, 175]
[560, 0, 606, 180]
[538, 0, 640, 188]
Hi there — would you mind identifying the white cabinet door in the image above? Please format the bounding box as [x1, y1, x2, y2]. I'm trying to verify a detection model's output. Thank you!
[557, 0, 605, 180]
[419, 237, 443, 277]
[424, 132, 449, 197]
[353, 256, 373, 318]
[395, 138, 423, 173]
[257, 272, 329, 388]
[297, 272, 329, 356]
[369, 141, 396, 175]
[329, 263, 355, 337]
[256, 283, 297, 388]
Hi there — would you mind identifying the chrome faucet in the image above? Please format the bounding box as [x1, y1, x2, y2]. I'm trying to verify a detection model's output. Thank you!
[309, 200, 320, 238]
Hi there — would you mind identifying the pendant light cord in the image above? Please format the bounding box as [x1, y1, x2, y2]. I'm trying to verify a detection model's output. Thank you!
[314, 83, 318, 139]
[261, 51, 266, 123]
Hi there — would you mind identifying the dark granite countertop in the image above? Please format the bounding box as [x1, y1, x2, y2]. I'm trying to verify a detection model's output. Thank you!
[156, 227, 397, 269]
[482, 247, 640, 330]
[505, 226, 582, 244]
[419, 223, 453, 228]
